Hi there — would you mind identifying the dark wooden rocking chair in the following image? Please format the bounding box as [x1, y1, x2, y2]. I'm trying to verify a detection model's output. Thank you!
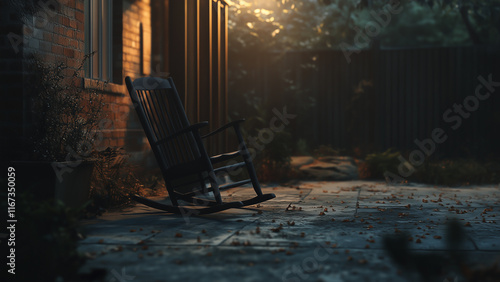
[125, 76, 276, 215]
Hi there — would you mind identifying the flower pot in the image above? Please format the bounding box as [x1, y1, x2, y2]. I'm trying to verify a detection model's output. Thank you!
[13, 160, 94, 208]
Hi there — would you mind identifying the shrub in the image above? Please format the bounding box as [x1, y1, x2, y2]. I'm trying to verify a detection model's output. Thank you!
[88, 147, 162, 215]
[28, 55, 104, 162]
[362, 149, 401, 179]
[413, 159, 500, 186]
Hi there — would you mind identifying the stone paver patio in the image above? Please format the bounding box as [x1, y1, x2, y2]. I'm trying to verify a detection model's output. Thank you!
[78, 181, 500, 281]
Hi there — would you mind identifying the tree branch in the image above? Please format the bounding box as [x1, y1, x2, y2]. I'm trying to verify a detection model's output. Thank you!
[459, 6, 482, 45]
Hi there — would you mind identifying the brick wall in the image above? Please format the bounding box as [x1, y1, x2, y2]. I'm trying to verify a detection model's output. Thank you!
[0, 0, 87, 161]
[109, 0, 153, 158]
[79, 0, 153, 159]
[22, 0, 85, 68]
[0, 0, 154, 161]
[123, 0, 152, 78]
[1, 0, 227, 165]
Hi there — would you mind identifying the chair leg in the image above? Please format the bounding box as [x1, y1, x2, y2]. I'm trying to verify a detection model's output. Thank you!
[192, 129, 223, 205]
[165, 182, 179, 206]
[199, 172, 208, 194]
[208, 171, 223, 204]
[234, 124, 263, 197]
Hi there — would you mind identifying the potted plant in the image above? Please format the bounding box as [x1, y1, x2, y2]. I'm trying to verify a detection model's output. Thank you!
[16, 55, 105, 208]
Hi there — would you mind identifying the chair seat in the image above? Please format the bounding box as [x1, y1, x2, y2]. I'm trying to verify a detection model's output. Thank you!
[210, 151, 241, 164]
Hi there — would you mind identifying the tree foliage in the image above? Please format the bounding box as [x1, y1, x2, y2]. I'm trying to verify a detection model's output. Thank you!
[228, 0, 500, 51]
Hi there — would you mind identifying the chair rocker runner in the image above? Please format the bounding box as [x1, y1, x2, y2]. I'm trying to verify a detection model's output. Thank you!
[125, 76, 276, 215]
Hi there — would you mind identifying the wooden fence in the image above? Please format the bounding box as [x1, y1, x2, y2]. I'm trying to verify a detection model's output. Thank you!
[233, 45, 500, 158]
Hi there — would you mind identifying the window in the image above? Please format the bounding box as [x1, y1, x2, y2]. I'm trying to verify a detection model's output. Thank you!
[85, 0, 112, 81]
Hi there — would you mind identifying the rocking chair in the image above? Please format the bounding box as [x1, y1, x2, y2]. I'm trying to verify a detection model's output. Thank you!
[125, 76, 276, 215]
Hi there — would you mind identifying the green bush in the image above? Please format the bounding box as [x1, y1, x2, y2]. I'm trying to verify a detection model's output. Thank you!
[312, 145, 343, 158]
[360, 149, 500, 186]
[414, 159, 500, 186]
[88, 147, 162, 215]
[362, 149, 401, 179]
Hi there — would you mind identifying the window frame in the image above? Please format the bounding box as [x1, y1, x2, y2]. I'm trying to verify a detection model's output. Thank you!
[84, 0, 113, 82]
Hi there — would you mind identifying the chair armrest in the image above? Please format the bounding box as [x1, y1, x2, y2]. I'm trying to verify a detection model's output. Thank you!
[154, 122, 209, 146]
[201, 119, 246, 139]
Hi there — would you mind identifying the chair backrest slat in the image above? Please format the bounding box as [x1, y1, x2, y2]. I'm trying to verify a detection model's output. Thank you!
[126, 76, 202, 172]
[150, 89, 183, 163]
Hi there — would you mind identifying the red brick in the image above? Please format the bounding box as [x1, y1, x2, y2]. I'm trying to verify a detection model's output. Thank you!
[75, 11, 84, 23]
[67, 58, 79, 69]
[51, 45, 63, 55]
[68, 39, 78, 48]
[43, 32, 52, 41]
[66, 29, 74, 38]
[76, 1, 84, 11]
[56, 25, 65, 34]
[58, 36, 69, 46]
[68, 0, 76, 9]
[61, 16, 70, 27]
[69, 20, 77, 29]
[76, 31, 84, 41]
